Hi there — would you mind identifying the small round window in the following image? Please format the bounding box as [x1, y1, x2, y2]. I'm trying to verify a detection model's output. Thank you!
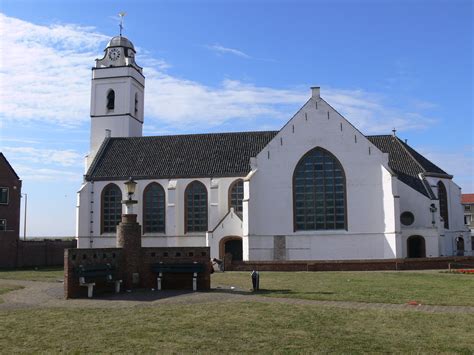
[400, 212, 415, 226]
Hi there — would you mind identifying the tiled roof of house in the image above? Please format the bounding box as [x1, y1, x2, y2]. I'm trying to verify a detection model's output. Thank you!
[86, 131, 450, 198]
[367, 135, 448, 197]
[462, 194, 474, 204]
[86, 131, 278, 181]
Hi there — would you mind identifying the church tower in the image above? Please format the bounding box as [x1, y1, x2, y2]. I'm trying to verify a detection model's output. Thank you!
[87, 35, 145, 167]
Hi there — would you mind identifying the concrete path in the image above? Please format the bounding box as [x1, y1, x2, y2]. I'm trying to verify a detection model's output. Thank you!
[1, 279, 473, 315]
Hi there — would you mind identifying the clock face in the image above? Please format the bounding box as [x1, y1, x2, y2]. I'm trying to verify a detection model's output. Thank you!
[108, 48, 121, 61]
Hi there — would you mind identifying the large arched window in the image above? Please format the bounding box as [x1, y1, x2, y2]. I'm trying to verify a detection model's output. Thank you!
[229, 179, 244, 217]
[101, 183, 122, 233]
[437, 181, 449, 229]
[143, 183, 166, 233]
[107, 89, 115, 110]
[293, 147, 346, 231]
[185, 181, 208, 233]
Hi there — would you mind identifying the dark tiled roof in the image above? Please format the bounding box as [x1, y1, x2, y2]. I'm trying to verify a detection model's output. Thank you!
[86, 131, 449, 199]
[86, 131, 278, 181]
[367, 135, 448, 197]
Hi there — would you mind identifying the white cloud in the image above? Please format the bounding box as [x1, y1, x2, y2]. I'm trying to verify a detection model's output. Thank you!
[206, 43, 251, 58]
[0, 13, 437, 135]
[1, 146, 82, 167]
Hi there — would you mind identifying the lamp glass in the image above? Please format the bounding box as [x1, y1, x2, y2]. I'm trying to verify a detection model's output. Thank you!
[124, 177, 137, 196]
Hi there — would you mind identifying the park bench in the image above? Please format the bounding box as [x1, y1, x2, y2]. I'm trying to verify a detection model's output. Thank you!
[76, 263, 122, 298]
[151, 262, 205, 291]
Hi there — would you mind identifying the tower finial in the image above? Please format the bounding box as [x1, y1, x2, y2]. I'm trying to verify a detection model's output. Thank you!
[392, 128, 397, 137]
[118, 12, 126, 36]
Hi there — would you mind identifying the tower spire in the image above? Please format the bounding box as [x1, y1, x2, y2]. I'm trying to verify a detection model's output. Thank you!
[118, 12, 126, 36]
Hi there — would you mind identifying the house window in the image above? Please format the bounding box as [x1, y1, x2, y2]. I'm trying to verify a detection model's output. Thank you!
[0, 219, 6, 231]
[185, 181, 208, 233]
[437, 181, 449, 229]
[101, 183, 122, 233]
[107, 90, 115, 110]
[293, 147, 346, 231]
[143, 183, 165, 233]
[0, 187, 8, 204]
[464, 205, 471, 212]
[229, 179, 244, 217]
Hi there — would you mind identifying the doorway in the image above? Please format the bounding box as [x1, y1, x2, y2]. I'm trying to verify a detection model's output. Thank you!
[407, 235, 426, 258]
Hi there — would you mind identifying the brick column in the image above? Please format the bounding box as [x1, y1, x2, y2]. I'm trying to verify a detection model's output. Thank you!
[116, 214, 142, 290]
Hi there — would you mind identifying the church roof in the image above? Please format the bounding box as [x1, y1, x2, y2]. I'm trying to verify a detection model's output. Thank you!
[367, 135, 448, 197]
[106, 36, 135, 51]
[86, 131, 278, 181]
[86, 131, 449, 198]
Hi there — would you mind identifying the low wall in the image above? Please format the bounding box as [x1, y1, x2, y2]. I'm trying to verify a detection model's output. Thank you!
[228, 256, 474, 272]
[64, 247, 211, 299]
[18, 239, 77, 267]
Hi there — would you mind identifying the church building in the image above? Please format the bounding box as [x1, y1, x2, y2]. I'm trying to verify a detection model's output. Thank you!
[76, 35, 471, 261]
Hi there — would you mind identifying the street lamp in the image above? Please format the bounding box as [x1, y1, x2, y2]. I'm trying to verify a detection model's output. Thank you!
[122, 177, 137, 214]
[21, 193, 27, 241]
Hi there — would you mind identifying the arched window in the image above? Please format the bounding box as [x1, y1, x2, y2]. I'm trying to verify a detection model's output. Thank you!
[107, 89, 115, 110]
[229, 179, 244, 217]
[134, 92, 138, 115]
[101, 183, 122, 233]
[185, 181, 208, 233]
[143, 183, 166, 233]
[437, 181, 449, 229]
[293, 147, 346, 231]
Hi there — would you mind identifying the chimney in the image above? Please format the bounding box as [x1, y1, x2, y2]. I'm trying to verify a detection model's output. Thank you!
[311, 86, 320, 99]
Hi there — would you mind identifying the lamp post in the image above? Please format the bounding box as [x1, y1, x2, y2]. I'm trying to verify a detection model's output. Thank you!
[117, 177, 141, 290]
[21, 193, 27, 241]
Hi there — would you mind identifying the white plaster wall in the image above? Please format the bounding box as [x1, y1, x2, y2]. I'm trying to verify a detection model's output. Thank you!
[246, 94, 398, 260]
[76, 176, 243, 250]
[206, 209, 243, 259]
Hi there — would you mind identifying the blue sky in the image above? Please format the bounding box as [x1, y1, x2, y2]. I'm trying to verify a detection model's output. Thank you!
[0, 0, 472, 236]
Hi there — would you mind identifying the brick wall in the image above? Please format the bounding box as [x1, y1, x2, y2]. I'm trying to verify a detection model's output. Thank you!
[18, 239, 76, 268]
[0, 231, 19, 268]
[64, 246, 211, 299]
[228, 256, 474, 272]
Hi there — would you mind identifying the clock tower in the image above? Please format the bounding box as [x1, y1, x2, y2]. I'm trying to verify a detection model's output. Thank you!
[87, 35, 145, 168]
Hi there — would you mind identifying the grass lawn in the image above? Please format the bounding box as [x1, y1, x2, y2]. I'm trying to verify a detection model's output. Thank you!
[1, 302, 473, 353]
[0, 267, 63, 282]
[212, 271, 474, 306]
[0, 285, 23, 304]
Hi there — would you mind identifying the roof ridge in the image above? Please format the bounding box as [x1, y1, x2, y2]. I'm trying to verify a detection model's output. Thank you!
[127, 130, 279, 140]
[0, 153, 20, 180]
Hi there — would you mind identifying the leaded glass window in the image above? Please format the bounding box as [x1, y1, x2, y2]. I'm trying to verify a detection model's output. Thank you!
[143, 183, 165, 233]
[185, 181, 208, 233]
[229, 179, 244, 216]
[293, 147, 346, 231]
[102, 184, 122, 233]
[438, 181, 449, 229]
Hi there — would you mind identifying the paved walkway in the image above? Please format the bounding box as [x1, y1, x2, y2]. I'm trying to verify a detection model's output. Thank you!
[1, 279, 473, 314]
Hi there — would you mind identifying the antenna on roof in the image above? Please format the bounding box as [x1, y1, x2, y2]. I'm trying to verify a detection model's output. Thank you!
[392, 128, 397, 137]
[118, 12, 126, 36]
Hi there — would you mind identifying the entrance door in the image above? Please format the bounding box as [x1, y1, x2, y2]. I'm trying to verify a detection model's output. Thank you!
[221, 237, 243, 261]
[456, 237, 465, 256]
[407, 235, 426, 258]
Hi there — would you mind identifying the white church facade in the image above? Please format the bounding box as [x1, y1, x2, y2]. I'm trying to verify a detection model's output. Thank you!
[76, 35, 471, 260]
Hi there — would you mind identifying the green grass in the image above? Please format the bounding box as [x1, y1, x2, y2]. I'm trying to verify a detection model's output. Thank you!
[212, 271, 474, 306]
[1, 302, 473, 353]
[0, 285, 23, 304]
[0, 267, 63, 282]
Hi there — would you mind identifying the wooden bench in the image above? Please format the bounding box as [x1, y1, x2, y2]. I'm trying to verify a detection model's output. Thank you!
[76, 263, 122, 298]
[151, 262, 205, 291]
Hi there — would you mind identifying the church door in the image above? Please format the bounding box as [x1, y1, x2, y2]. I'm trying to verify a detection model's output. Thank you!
[407, 235, 426, 258]
[220, 237, 243, 261]
[456, 237, 465, 256]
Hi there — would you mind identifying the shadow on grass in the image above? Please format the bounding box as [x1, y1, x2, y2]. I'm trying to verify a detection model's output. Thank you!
[211, 287, 334, 296]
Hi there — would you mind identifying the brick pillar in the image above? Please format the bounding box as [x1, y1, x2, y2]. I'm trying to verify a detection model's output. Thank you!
[116, 214, 142, 290]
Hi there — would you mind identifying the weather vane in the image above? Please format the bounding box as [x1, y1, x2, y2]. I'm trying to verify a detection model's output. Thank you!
[119, 12, 126, 36]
